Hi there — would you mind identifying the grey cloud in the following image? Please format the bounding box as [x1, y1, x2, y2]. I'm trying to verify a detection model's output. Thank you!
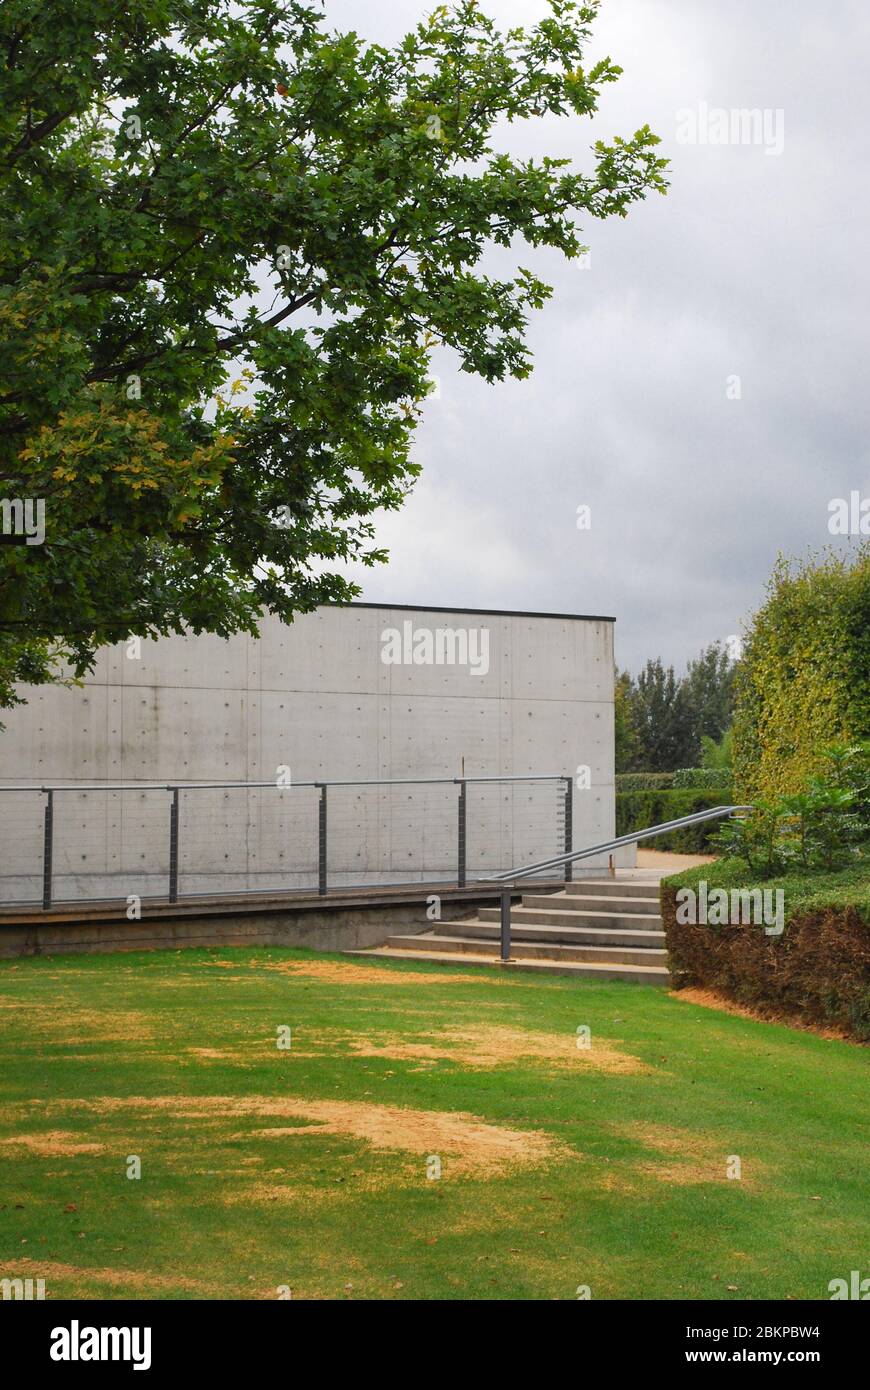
[323, 0, 870, 670]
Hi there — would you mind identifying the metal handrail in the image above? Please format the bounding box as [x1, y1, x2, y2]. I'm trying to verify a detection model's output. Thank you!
[482, 805, 753, 883]
[0, 774, 569, 793]
[0, 772, 573, 911]
[483, 803, 753, 962]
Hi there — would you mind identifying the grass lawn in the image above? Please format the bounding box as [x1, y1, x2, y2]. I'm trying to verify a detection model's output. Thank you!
[0, 945, 867, 1301]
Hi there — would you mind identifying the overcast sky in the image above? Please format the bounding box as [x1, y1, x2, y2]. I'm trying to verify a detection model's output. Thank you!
[322, 0, 869, 672]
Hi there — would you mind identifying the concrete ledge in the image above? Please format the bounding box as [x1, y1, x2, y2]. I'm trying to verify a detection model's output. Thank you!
[0, 881, 563, 958]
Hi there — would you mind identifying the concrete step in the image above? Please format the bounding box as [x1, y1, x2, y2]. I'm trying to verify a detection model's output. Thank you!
[437, 918, 666, 947]
[385, 932, 668, 966]
[476, 905, 662, 933]
[564, 879, 662, 899]
[520, 892, 660, 915]
[348, 945, 670, 985]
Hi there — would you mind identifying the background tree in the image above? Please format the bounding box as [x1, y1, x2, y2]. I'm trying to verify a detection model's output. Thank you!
[629, 658, 696, 772]
[615, 641, 738, 773]
[614, 666, 641, 772]
[0, 0, 667, 711]
[684, 641, 735, 747]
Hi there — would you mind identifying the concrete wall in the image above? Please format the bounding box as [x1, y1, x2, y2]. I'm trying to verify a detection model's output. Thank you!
[0, 887, 524, 958]
[0, 603, 629, 904]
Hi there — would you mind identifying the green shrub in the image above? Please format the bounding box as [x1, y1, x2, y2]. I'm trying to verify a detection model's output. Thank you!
[711, 803, 787, 877]
[661, 853, 870, 1038]
[616, 787, 730, 852]
[700, 727, 733, 771]
[710, 742, 870, 875]
[615, 772, 674, 792]
[824, 738, 870, 821]
[672, 767, 733, 791]
[733, 548, 870, 801]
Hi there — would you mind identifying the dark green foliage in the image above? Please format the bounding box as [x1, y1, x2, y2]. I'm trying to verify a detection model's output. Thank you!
[672, 767, 732, 791]
[684, 643, 735, 746]
[613, 667, 641, 773]
[614, 643, 737, 774]
[0, 0, 668, 711]
[700, 727, 733, 771]
[615, 787, 727, 852]
[615, 772, 674, 791]
[711, 742, 870, 875]
[629, 658, 696, 772]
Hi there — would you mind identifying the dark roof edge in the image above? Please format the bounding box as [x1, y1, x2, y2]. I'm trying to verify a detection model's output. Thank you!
[332, 601, 616, 624]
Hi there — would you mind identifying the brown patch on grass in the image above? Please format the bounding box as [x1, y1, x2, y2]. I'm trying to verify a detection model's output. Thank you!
[184, 1037, 322, 1062]
[626, 1123, 710, 1158]
[5, 1257, 213, 1295]
[0, 1130, 106, 1156]
[246, 1100, 568, 1176]
[643, 1159, 729, 1184]
[222, 1182, 307, 1206]
[7, 1006, 154, 1043]
[50, 1094, 570, 1177]
[224, 1161, 421, 1206]
[347, 1041, 445, 1070]
[246, 1125, 312, 1137]
[672, 987, 856, 1042]
[138, 978, 213, 989]
[619, 1122, 763, 1187]
[263, 959, 493, 987]
[347, 1025, 647, 1073]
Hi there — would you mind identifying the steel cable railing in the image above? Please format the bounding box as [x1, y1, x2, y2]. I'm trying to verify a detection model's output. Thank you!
[0, 774, 575, 910]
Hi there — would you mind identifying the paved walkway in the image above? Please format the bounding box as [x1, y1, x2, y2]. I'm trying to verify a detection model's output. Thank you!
[599, 849, 717, 884]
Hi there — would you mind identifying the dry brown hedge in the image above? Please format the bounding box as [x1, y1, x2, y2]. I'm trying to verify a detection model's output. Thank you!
[661, 883, 870, 1040]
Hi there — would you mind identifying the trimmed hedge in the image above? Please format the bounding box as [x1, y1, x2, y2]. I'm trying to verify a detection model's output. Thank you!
[615, 787, 728, 853]
[672, 767, 732, 791]
[733, 548, 870, 801]
[615, 772, 674, 791]
[662, 856, 870, 1038]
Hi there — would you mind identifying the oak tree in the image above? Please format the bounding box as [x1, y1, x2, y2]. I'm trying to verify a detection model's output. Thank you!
[0, 0, 667, 710]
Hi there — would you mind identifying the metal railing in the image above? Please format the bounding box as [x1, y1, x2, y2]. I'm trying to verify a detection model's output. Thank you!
[0, 774, 574, 910]
[483, 804, 753, 962]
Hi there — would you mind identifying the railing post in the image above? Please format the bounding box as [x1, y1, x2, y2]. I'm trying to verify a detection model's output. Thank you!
[563, 776, 573, 883]
[318, 784, 328, 895]
[41, 789, 53, 910]
[168, 786, 179, 903]
[457, 779, 466, 887]
[500, 887, 512, 962]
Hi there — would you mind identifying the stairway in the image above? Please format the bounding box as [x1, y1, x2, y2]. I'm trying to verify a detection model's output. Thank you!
[349, 877, 670, 985]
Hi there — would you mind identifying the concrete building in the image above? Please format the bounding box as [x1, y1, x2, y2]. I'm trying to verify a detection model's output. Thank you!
[0, 603, 627, 905]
